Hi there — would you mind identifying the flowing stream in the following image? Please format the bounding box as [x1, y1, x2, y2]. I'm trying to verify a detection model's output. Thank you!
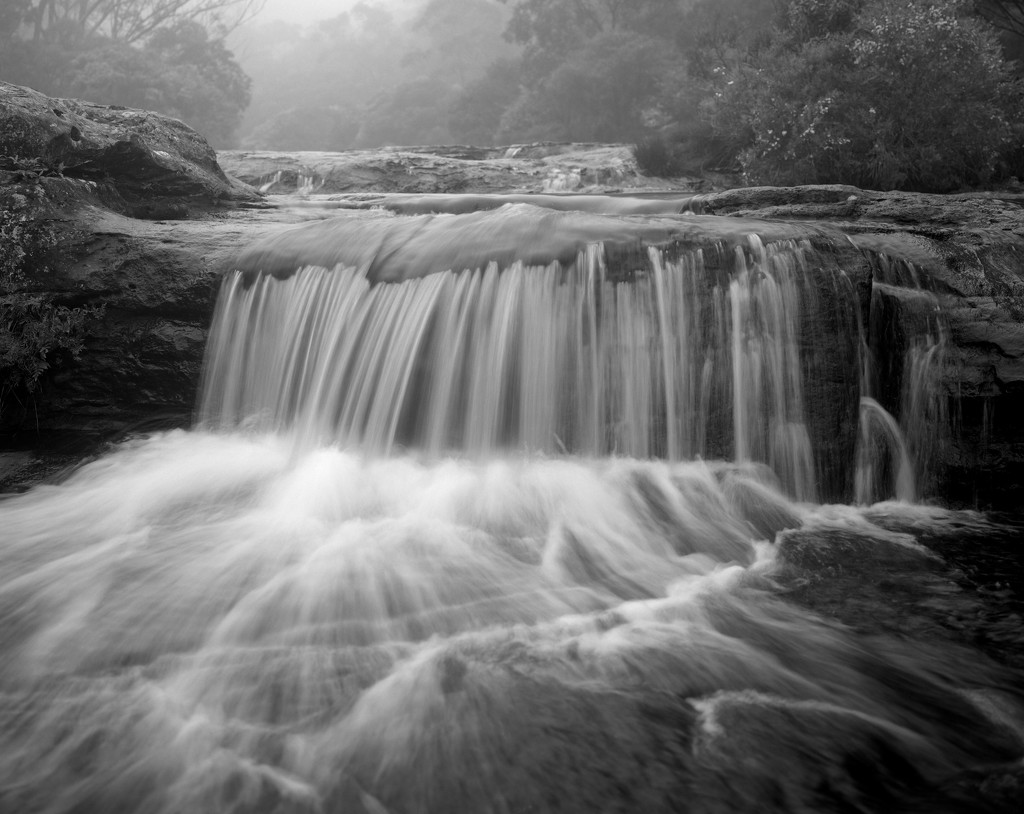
[0, 200, 1020, 813]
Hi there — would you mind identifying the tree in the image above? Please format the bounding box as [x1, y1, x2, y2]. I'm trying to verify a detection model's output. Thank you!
[501, 0, 683, 47]
[0, 0, 32, 38]
[64, 20, 251, 145]
[977, 0, 1024, 36]
[498, 0, 684, 79]
[497, 31, 679, 142]
[1, 3, 255, 146]
[403, 0, 515, 86]
[19, 0, 264, 45]
[701, 0, 1023, 190]
[448, 59, 524, 145]
[354, 77, 457, 147]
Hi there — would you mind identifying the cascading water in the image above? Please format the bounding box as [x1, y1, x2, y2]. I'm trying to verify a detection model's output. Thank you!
[200, 216, 845, 501]
[856, 253, 950, 501]
[0, 198, 1019, 814]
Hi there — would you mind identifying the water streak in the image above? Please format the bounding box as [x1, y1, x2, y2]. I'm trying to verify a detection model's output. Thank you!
[0, 204, 1000, 814]
[201, 236, 823, 499]
[0, 435, 1015, 812]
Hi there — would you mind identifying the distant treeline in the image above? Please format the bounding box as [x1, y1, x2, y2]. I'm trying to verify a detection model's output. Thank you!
[0, 1, 261, 146]
[2, 0, 1023, 191]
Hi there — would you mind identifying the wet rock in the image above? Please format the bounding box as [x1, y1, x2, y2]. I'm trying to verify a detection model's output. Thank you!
[0, 185, 305, 442]
[0, 81, 258, 216]
[218, 143, 695, 195]
[677, 184, 1024, 508]
[0, 82, 279, 443]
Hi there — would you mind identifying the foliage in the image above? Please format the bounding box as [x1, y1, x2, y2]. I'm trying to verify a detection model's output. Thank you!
[6, 0, 263, 45]
[0, 201, 102, 420]
[0, 156, 66, 182]
[498, 0, 686, 82]
[0, 296, 98, 414]
[356, 78, 457, 147]
[978, 0, 1024, 36]
[67, 21, 251, 146]
[499, 0, 684, 50]
[497, 31, 681, 143]
[1, 4, 254, 146]
[700, 0, 1024, 191]
[448, 59, 524, 146]
[404, 0, 516, 86]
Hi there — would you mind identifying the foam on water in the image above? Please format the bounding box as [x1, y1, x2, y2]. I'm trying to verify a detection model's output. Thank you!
[0, 433, 1020, 812]
[0, 204, 1017, 812]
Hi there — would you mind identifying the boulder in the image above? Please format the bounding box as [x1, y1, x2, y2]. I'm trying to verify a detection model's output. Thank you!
[0, 83, 267, 444]
[0, 81, 259, 217]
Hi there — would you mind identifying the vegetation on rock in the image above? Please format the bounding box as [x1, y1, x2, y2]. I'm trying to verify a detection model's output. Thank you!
[0, 182, 102, 423]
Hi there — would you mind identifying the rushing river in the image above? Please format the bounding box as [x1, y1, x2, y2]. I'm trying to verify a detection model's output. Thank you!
[0, 199, 1020, 813]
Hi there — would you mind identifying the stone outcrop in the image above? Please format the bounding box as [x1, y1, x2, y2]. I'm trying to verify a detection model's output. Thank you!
[0, 82, 266, 445]
[683, 185, 1024, 507]
[0, 81, 258, 217]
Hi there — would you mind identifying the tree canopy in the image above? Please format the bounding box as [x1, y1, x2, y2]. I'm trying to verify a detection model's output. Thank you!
[0, 0, 259, 146]
[698, 0, 1023, 190]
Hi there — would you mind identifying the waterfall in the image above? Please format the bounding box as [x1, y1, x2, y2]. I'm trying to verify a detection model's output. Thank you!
[855, 253, 950, 502]
[1, 198, 1011, 814]
[200, 223, 865, 502]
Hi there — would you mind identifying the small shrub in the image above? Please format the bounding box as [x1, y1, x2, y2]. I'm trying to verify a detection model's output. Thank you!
[0, 155, 66, 182]
[0, 295, 101, 410]
[0, 200, 102, 422]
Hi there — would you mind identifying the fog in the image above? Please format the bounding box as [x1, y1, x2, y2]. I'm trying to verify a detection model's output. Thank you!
[1, 1, 1020, 187]
[253, 0, 419, 26]
[228, 0, 520, 150]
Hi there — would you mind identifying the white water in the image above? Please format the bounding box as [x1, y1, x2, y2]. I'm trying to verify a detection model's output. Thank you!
[201, 235, 821, 500]
[0, 433, 1013, 813]
[0, 208, 1012, 813]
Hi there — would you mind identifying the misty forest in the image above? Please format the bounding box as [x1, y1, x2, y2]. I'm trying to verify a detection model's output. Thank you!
[1, 0, 1022, 188]
[2, 1, 1024, 813]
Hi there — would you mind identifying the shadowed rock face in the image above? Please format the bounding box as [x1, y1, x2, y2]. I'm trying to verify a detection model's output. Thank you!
[0, 81, 258, 217]
[0, 83, 264, 445]
[685, 185, 1024, 507]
